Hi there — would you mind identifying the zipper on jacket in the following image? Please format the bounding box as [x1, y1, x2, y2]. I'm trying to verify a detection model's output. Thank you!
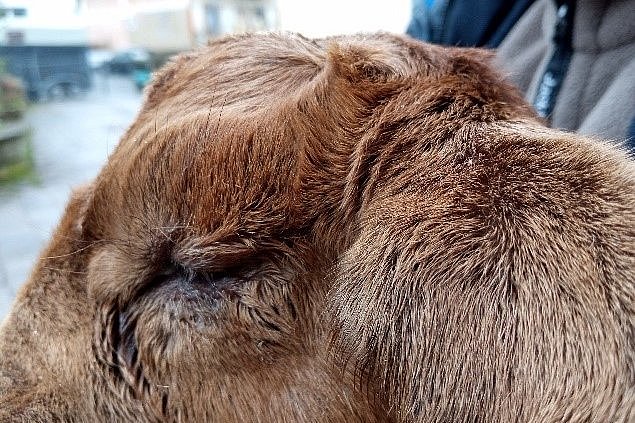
[533, 0, 575, 121]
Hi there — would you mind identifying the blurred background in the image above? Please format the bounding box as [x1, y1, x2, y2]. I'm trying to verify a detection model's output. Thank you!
[0, 0, 411, 319]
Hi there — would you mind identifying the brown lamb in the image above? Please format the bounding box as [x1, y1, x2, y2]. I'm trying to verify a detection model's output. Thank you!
[0, 32, 634, 422]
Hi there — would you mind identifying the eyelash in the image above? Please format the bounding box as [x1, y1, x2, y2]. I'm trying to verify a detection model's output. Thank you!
[153, 263, 231, 283]
[185, 268, 234, 288]
[174, 263, 241, 295]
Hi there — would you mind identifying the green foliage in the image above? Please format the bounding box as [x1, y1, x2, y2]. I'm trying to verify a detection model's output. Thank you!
[0, 72, 28, 120]
[0, 132, 36, 185]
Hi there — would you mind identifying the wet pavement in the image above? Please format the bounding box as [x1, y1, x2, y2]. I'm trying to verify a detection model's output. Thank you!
[0, 75, 143, 320]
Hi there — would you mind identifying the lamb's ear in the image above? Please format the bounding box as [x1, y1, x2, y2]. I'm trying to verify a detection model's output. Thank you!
[40, 183, 95, 264]
[326, 122, 523, 421]
[326, 191, 519, 421]
[327, 118, 635, 421]
[294, 36, 430, 247]
[324, 35, 421, 84]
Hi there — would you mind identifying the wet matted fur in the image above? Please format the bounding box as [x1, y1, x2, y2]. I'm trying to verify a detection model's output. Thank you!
[1, 32, 634, 422]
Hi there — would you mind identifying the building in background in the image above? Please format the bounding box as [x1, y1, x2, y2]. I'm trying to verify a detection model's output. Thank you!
[275, 0, 410, 38]
[0, 0, 409, 97]
[0, 0, 279, 97]
[83, 0, 278, 53]
[200, 0, 277, 38]
[0, 1, 88, 47]
[0, 1, 92, 100]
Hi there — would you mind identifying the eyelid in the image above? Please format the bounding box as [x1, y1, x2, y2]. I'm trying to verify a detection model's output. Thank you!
[154, 259, 242, 285]
[194, 270, 228, 283]
[173, 240, 260, 271]
[188, 269, 237, 289]
[139, 263, 239, 305]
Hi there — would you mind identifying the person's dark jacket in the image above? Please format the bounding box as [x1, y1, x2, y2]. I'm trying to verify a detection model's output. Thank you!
[407, 0, 535, 47]
[496, 0, 635, 141]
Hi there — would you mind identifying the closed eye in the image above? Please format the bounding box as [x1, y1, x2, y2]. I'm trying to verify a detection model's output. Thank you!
[145, 263, 240, 303]
[185, 268, 236, 291]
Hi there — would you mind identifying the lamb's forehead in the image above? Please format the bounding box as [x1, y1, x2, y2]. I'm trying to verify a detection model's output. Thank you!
[200, 31, 418, 66]
[142, 33, 327, 115]
[89, 114, 299, 242]
[140, 32, 441, 117]
[85, 33, 453, 245]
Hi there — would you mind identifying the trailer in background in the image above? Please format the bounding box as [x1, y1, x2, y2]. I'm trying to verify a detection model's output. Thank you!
[0, 45, 91, 101]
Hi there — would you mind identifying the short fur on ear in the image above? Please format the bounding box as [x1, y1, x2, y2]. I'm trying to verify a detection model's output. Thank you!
[323, 34, 427, 84]
[328, 121, 635, 422]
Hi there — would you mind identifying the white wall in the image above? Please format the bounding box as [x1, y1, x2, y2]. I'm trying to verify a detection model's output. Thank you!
[276, 0, 411, 38]
[1, 0, 83, 27]
[0, 0, 89, 45]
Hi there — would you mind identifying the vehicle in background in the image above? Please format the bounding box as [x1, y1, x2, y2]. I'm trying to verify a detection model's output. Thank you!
[132, 61, 152, 91]
[0, 44, 91, 101]
[123, 50, 174, 91]
[0, 22, 91, 101]
[107, 48, 151, 74]
[86, 49, 114, 72]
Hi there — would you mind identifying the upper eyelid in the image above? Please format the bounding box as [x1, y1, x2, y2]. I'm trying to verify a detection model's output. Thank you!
[150, 253, 256, 285]
[175, 240, 301, 287]
[172, 241, 271, 272]
[139, 233, 290, 282]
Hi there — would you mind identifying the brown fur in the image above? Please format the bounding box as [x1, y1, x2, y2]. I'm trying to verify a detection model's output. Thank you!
[1, 32, 634, 422]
